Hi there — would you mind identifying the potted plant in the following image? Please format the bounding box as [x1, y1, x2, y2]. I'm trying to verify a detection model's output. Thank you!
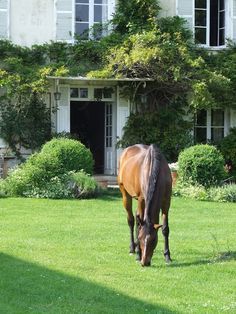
[168, 162, 178, 186]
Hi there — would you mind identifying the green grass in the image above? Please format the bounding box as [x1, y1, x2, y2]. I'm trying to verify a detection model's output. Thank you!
[0, 191, 235, 313]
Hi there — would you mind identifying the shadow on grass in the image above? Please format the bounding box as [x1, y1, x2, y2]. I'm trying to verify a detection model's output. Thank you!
[99, 188, 121, 201]
[169, 251, 236, 268]
[0, 253, 176, 314]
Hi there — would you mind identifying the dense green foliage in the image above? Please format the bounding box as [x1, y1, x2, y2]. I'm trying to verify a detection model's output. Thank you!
[112, 0, 160, 34]
[117, 108, 193, 161]
[0, 138, 97, 198]
[0, 92, 51, 158]
[178, 145, 225, 187]
[218, 128, 236, 178]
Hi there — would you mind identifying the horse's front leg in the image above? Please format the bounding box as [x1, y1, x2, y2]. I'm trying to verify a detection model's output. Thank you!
[119, 184, 135, 254]
[135, 197, 145, 261]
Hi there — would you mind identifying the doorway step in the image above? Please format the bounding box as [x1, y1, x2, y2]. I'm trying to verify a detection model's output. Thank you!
[93, 175, 118, 188]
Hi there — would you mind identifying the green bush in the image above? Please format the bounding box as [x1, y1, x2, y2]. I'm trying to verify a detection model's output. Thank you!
[40, 138, 94, 175]
[2, 138, 97, 198]
[219, 128, 236, 179]
[178, 144, 225, 187]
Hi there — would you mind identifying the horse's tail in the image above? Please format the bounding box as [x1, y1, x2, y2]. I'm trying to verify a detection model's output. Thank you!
[144, 144, 162, 221]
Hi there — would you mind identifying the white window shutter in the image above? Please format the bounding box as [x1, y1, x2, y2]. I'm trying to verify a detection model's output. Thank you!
[0, 0, 8, 39]
[57, 86, 70, 133]
[56, 0, 73, 41]
[176, 0, 193, 30]
[233, 0, 236, 42]
[108, 0, 116, 20]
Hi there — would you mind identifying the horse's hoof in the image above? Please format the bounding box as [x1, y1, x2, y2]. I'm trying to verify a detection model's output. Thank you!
[165, 257, 172, 264]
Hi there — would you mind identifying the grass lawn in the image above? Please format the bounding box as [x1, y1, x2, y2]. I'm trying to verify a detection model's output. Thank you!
[0, 191, 235, 313]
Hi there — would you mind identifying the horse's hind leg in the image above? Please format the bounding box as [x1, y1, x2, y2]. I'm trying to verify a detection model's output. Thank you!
[135, 197, 145, 261]
[119, 184, 135, 254]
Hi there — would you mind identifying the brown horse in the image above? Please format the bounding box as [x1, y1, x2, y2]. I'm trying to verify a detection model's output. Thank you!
[118, 144, 172, 266]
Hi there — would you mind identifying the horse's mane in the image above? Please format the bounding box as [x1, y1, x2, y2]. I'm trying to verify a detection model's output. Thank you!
[145, 144, 162, 223]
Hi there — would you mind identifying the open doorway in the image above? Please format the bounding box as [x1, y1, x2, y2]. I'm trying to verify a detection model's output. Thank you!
[70, 101, 105, 174]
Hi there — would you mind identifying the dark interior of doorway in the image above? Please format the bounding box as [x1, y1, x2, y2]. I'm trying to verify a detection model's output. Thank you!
[70, 101, 105, 174]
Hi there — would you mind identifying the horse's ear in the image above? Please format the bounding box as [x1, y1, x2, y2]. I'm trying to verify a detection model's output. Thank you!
[137, 215, 144, 226]
[154, 224, 162, 230]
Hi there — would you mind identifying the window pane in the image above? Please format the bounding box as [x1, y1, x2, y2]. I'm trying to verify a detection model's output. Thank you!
[196, 109, 207, 126]
[75, 23, 89, 38]
[211, 109, 224, 126]
[219, 11, 225, 28]
[211, 128, 224, 143]
[94, 88, 103, 100]
[103, 88, 112, 98]
[95, 0, 108, 3]
[94, 5, 108, 22]
[94, 5, 102, 22]
[219, 29, 225, 45]
[220, 0, 225, 10]
[195, 10, 207, 26]
[76, 5, 89, 22]
[195, 128, 207, 143]
[195, 0, 207, 9]
[195, 28, 206, 44]
[79, 88, 88, 98]
[76, 0, 89, 3]
[70, 88, 79, 98]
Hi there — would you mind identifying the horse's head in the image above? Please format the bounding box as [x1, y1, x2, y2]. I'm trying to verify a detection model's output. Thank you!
[137, 218, 162, 267]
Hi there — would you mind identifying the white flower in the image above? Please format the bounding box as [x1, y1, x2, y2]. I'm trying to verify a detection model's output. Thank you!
[168, 162, 178, 171]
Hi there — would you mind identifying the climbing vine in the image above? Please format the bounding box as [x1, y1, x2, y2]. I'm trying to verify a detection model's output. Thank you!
[0, 0, 236, 159]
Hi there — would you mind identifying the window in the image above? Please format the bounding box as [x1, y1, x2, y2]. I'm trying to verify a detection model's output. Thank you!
[70, 88, 88, 98]
[195, 0, 225, 46]
[75, 0, 108, 39]
[195, 109, 225, 143]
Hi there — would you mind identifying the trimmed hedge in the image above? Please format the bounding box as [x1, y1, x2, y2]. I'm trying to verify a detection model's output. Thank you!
[40, 138, 94, 175]
[178, 144, 225, 187]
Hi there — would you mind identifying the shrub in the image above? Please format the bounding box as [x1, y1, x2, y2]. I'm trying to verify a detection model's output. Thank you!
[2, 138, 97, 198]
[72, 171, 100, 199]
[20, 171, 100, 199]
[178, 144, 225, 187]
[4, 170, 100, 199]
[173, 183, 208, 201]
[40, 138, 94, 175]
[208, 184, 236, 203]
[218, 128, 236, 179]
[173, 182, 236, 203]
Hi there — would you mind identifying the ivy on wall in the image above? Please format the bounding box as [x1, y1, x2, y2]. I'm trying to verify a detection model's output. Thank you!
[0, 0, 236, 159]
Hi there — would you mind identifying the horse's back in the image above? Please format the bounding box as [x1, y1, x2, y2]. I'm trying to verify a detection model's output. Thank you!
[118, 144, 172, 201]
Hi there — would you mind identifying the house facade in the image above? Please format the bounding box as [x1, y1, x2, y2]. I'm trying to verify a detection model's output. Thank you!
[0, 0, 236, 175]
